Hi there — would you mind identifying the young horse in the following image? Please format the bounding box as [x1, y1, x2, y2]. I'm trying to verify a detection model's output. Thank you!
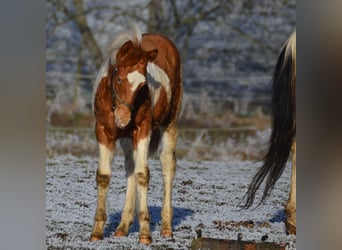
[90, 25, 182, 244]
[244, 31, 296, 234]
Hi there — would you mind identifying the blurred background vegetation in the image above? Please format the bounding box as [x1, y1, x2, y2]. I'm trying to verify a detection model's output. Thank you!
[46, 0, 296, 160]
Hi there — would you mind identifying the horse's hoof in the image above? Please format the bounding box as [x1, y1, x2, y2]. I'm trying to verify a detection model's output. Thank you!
[89, 235, 102, 241]
[114, 230, 126, 237]
[161, 229, 173, 238]
[139, 235, 152, 245]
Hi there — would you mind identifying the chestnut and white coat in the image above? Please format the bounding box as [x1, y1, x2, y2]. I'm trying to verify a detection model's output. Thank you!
[90, 24, 182, 245]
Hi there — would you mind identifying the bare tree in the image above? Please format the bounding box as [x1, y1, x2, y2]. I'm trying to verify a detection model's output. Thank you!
[47, 0, 104, 68]
[46, 0, 295, 117]
[47, 0, 295, 71]
[146, 0, 229, 59]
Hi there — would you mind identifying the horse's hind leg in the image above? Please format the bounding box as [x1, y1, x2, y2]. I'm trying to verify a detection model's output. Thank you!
[90, 143, 114, 241]
[159, 125, 178, 238]
[285, 140, 296, 234]
[114, 138, 136, 237]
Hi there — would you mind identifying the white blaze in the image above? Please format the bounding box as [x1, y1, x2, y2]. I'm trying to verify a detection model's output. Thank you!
[127, 70, 146, 92]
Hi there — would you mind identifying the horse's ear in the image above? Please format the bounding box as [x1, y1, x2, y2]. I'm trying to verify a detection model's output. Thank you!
[146, 49, 158, 62]
[117, 40, 134, 59]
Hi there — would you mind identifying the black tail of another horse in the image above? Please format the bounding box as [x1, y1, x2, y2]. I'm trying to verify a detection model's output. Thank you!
[243, 32, 296, 208]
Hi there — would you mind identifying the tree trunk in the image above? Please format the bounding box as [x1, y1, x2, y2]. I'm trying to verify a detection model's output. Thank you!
[73, 0, 103, 69]
[73, 36, 84, 112]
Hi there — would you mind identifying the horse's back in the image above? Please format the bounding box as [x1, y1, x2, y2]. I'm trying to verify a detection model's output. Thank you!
[141, 33, 182, 127]
[141, 33, 181, 73]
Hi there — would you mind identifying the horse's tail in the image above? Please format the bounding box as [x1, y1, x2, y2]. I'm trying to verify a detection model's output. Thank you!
[243, 31, 296, 208]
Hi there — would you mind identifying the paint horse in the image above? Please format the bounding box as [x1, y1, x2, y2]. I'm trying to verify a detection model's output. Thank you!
[90, 25, 182, 244]
[244, 31, 296, 234]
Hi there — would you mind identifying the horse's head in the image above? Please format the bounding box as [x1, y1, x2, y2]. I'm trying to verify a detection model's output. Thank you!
[110, 40, 158, 128]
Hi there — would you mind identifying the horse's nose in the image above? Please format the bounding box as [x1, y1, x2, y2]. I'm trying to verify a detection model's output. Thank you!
[114, 105, 131, 128]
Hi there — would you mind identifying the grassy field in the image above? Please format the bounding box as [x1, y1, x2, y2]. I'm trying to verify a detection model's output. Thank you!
[45, 112, 297, 249]
[46, 124, 270, 162]
[46, 156, 296, 249]
[47, 89, 272, 161]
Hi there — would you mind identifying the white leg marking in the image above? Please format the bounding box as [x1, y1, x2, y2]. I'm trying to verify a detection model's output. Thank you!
[98, 144, 113, 175]
[91, 143, 113, 239]
[134, 135, 150, 173]
[147, 62, 171, 106]
[133, 134, 151, 236]
[127, 70, 146, 92]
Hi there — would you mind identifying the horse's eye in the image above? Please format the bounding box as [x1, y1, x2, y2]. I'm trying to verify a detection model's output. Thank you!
[117, 77, 122, 84]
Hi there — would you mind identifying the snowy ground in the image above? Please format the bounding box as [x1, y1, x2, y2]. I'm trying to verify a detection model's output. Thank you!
[46, 153, 296, 249]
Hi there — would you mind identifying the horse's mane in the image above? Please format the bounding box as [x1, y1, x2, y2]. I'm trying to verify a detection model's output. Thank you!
[108, 23, 142, 64]
[92, 23, 142, 112]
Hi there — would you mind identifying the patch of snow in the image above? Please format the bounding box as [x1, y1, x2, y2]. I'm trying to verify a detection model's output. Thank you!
[46, 155, 296, 249]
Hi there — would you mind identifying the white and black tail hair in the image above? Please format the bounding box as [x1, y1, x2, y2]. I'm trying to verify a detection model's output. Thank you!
[92, 23, 143, 112]
[244, 31, 296, 208]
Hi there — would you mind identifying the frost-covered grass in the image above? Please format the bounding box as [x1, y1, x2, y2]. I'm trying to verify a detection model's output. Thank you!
[46, 154, 296, 249]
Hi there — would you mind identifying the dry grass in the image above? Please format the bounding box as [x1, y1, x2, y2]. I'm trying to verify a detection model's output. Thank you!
[47, 125, 270, 162]
[46, 95, 271, 161]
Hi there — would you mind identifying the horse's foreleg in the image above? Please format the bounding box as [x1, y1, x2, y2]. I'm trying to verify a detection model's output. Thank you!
[160, 126, 177, 238]
[134, 133, 152, 244]
[285, 140, 296, 234]
[115, 138, 136, 237]
[90, 143, 114, 241]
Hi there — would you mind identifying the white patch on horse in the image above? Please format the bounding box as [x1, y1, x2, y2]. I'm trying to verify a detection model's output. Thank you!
[133, 135, 150, 170]
[127, 70, 146, 92]
[98, 144, 113, 175]
[147, 62, 171, 107]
